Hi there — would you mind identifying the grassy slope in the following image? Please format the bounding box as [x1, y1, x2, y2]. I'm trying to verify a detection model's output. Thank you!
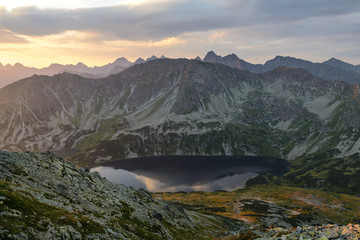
[253, 150, 360, 195]
[154, 184, 360, 228]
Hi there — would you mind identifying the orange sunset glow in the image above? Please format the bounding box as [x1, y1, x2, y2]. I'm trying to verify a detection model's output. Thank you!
[1, 0, 360, 68]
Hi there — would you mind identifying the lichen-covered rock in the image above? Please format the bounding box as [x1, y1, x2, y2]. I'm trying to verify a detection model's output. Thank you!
[0, 150, 244, 239]
[254, 224, 360, 240]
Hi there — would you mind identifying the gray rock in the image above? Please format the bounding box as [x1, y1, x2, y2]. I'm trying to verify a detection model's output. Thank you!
[0, 150, 245, 239]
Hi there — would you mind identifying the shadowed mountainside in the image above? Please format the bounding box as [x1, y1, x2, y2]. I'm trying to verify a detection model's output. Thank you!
[203, 51, 360, 84]
[0, 59, 358, 167]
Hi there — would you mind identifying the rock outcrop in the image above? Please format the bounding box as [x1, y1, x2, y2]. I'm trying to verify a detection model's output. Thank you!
[254, 224, 360, 239]
[0, 150, 243, 239]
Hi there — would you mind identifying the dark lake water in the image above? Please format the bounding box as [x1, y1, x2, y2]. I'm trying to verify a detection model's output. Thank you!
[90, 155, 289, 192]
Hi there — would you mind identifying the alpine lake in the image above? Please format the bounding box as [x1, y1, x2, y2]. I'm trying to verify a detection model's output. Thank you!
[90, 155, 289, 192]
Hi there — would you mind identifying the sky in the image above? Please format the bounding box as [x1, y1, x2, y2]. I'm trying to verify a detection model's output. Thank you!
[0, 0, 359, 68]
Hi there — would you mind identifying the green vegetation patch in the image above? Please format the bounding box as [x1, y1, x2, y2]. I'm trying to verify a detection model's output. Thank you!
[154, 184, 360, 228]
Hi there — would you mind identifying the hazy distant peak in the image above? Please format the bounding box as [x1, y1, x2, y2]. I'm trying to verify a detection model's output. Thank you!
[76, 62, 87, 67]
[323, 57, 358, 72]
[266, 55, 310, 65]
[323, 57, 346, 65]
[195, 56, 202, 61]
[134, 58, 146, 64]
[206, 50, 217, 56]
[14, 63, 25, 68]
[204, 50, 219, 57]
[203, 51, 222, 63]
[113, 57, 132, 67]
[226, 53, 238, 57]
[223, 53, 240, 60]
[146, 55, 159, 62]
[49, 63, 62, 67]
[116, 57, 128, 61]
[160, 55, 167, 59]
[272, 55, 286, 60]
[327, 57, 338, 61]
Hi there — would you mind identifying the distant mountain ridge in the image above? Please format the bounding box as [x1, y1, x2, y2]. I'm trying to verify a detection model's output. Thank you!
[1, 52, 359, 89]
[203, 51, 360, 84]
[323, 57, 360, 73]
[203, 51, 262, 72]
[0, 55, 166, 89]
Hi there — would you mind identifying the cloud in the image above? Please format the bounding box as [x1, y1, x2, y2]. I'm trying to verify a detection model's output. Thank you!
[0, 0, 360, 66]
[0, 2, 232, 41]
[0, 29, 28, 43]
[1, 0, 357, 41]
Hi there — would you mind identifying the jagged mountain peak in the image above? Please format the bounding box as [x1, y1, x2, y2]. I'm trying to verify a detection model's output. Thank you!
[205, 50, 217, 56]
[113, 57, 132, 67]
[323, 57, 358, 72]
[146, 55, 159, 61]
[134, 57, 146, 64]
[203, 50, 221, 62]
[224, 53, 239, 58]
[203, 51, 259, 72]
[327, 57, 339, 61]
[115, 56, 128, 61]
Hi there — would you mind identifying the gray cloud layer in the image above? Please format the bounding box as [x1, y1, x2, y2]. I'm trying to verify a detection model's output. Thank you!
[1, 0, 359, 41]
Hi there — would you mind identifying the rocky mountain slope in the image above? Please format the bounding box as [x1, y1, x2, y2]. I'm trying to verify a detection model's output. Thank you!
[203, 51, 360, 84]
[3, 149, 359, 240]
[0, 59, 358, 167]
[262, 56, 360, 84]
[0, 150, 243, 239]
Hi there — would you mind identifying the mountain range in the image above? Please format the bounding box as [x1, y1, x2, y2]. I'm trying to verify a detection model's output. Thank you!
[1, 51, 359, 90]
[203, 51, 360, 84]
[0, 57, 358, 168]
[0, 55, 167, 89]
[1, 52, 360, 238]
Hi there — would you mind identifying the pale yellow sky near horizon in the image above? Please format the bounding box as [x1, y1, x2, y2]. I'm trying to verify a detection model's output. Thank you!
[0, 0, 181, 68]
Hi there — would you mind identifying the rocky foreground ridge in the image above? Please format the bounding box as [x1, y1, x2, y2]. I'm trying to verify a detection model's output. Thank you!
[1, 150, 360, 240]
[0, 150, 243, 239]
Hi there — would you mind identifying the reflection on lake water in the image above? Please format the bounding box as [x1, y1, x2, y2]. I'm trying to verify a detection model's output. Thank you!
[90, 155, 289, 192]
